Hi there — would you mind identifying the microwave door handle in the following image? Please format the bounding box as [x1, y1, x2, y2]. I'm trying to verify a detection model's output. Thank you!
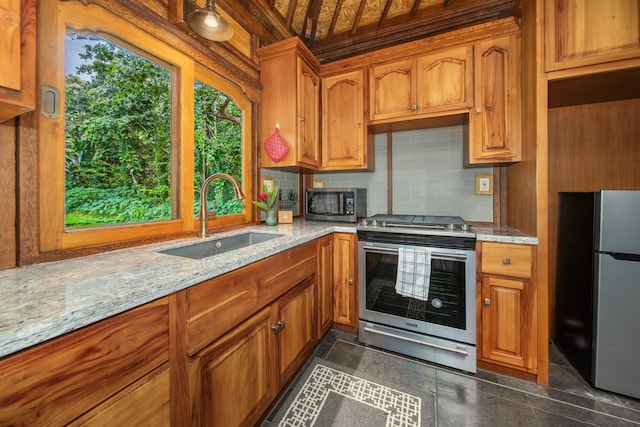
[339, 193, 344, 213]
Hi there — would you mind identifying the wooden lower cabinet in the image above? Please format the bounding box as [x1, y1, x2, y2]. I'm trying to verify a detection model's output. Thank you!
[478, 242, 536, 376]
[0, 298, 170, 426]
[192, 277, 316, 426]
[480, 276, 535, 370]
[275, 277, 317, 387]
[316, 235, 334, 339]
[197, 306, 276, 427]
[333, 233, 357, 329]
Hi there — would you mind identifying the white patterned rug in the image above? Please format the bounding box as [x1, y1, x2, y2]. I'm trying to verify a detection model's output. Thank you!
[269, 359, 436, 427]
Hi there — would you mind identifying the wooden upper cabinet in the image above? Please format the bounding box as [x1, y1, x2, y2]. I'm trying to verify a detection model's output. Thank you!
[416, 46, 473, 113]
[469, 34, 522, 164]
[369, 58, 416, 121]
[545, 0, 640, 72]
[321, 70, 370, 170]
[369, 46, 473, 122]
[0, 0, 36, 122]
[258, 38, 321, 170]
[298, 59, 321, 167]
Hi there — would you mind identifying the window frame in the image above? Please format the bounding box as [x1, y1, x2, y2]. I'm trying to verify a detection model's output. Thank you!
[38, 1, 253, 252]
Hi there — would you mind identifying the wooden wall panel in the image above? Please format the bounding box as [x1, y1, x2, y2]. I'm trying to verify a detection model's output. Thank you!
[0, 119, 16, 269]
[547, 98, 640, 337]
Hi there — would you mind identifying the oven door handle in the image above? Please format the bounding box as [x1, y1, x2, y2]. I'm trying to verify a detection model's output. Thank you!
[362, 326, 469, 356]
[361, 245, 468, 261]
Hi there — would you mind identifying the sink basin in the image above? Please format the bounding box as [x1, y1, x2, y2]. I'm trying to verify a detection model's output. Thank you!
[158, 232, 283, 260]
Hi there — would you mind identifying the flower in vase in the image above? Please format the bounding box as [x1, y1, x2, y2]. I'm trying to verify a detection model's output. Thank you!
[252, 184, 279, 213]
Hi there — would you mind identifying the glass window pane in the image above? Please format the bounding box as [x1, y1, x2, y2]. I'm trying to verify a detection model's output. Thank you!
[64, 33, 172, 229]
[194, 80, 243, 217]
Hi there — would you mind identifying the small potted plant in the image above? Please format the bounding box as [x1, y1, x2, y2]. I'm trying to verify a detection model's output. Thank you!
[252, 184, 279, 225]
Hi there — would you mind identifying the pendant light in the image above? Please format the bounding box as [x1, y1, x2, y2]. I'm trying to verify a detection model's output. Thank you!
[187, 0, 233, 41]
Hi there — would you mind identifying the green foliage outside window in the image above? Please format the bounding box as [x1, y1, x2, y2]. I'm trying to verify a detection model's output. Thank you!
[193, 80, 243, 217]
[64, 34, 244, 228]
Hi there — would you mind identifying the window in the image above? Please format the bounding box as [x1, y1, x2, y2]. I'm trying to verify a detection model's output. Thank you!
[194, 80, 242, 217]
[39, 1, 253, 252]
[194, 64, 253, 228]
[65, 34, 173, 228]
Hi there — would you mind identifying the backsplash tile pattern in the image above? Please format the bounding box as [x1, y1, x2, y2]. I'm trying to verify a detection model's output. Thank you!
[316, 126, 493, 222]
[260, 168, 300, 216]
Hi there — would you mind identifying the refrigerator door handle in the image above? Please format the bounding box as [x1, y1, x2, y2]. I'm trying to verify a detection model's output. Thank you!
[604, 252, 640, 262]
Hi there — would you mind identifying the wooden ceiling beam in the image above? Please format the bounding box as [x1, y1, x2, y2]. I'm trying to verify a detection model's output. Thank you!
[409, 0, 421, 17]
[351, 0, 367, 34]
[304, 0, 324, 47]
[313, 1, 516, 62]
[284, 0, 298, 28]
[218, 0, 293, 42]
[327, 0, 344, 38]
[378, 0, 393, 27]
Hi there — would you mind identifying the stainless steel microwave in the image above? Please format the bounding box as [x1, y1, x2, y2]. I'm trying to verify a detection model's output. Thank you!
[304, 188, 367, 222]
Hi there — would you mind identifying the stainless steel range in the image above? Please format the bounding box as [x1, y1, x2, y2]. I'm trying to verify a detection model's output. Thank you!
[357, 214, 477, 372]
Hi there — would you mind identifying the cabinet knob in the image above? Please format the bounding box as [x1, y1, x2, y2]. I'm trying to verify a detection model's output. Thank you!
[410, 104, 417, 110]
[502, 258, 511, 265]
[476, 107, 483, 113]
[484, 298, 491, 306]
[299, 116, 305, 122]
[271, 320, 285, 335]
[348, 279, 354, 286]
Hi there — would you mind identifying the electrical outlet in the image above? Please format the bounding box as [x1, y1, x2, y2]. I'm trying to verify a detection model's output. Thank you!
[476, 175, 493, 195]
[479, 177, 490, 192]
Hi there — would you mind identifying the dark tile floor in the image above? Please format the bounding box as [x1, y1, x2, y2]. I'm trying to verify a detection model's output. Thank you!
[264, 330, 640, 426]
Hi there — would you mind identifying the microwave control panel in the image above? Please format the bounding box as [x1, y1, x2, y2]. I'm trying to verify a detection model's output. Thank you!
[345, 196, 354, 215]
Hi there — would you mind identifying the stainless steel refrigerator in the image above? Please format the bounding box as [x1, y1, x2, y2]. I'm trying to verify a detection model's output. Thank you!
[555, 190, 640, 399]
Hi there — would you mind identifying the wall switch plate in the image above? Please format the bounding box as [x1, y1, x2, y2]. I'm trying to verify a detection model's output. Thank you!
[475, 175, 493, 195]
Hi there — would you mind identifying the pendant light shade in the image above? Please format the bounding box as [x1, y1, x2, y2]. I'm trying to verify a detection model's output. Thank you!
[187, 0, 233, 41]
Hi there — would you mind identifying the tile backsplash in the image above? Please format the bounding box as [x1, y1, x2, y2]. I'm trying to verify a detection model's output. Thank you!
[259, 168, 300, 216]
[316, 125, 493, 222]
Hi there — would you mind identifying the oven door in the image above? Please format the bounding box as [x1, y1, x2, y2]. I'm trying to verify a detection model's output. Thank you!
[358, 240, 476, 345]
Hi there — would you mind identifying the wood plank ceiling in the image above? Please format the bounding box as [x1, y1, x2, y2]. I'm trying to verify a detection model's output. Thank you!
[243, 0, 519, 63]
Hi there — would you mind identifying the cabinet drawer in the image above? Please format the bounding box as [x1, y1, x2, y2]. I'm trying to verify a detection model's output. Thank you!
[186, 241, 316, 355]
[481, 242, 532, 278]
[0, 298, 169, 426]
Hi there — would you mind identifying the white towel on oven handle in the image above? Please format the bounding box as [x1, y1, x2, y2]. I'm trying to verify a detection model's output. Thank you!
[395, 247, 432, 301]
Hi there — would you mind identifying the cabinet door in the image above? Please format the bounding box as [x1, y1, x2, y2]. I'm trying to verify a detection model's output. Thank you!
[276, 276, 316, 387]
[200, 306, 276, 427]
[369, 58, 416, 121]
[481, 276, 536, 371]
[333, 233, 357, 328]
[416, 46, 473, 113]
[0, 299, 169, 426]
[545, 0, 640, 72]
[321, 70, 366, 170]
[0, 0, 36, 122]
[70, 368, 170, 426]
[470, 34, 521, 164]
[297, 57, 320, 168]
[316, 235, 334, 339]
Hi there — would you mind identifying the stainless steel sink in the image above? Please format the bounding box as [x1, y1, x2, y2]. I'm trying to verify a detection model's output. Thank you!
[158, 232, 283, 259]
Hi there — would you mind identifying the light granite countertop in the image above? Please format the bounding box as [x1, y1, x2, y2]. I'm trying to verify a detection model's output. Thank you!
[0, 219, 536, 359]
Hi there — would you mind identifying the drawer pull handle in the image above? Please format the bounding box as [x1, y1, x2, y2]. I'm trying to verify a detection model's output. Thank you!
[503, 258, 511, 265]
